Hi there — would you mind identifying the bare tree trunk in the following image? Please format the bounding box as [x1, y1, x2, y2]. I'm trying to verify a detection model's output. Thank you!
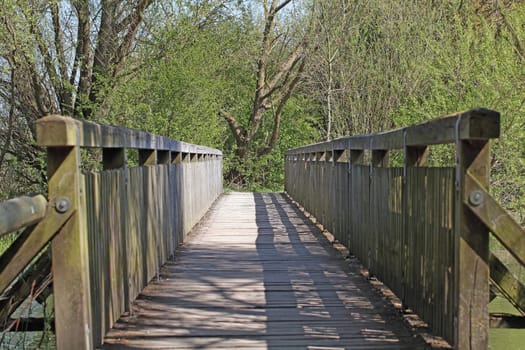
[220, 0, 309, 167]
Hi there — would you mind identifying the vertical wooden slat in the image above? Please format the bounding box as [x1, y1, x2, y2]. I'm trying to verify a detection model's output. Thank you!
[36, 115, 223, 348]
[85, 172, 103, 346]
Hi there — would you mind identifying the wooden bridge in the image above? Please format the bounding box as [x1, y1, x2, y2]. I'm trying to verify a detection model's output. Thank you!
[0, 109, 524, 349]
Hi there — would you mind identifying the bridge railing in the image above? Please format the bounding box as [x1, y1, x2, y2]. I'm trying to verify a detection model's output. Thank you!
[0, 115, 222, 349]
[285, 109, 525, 349]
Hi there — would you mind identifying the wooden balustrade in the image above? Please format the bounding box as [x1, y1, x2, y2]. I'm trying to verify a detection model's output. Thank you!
[285, 108, 511, 350]
[0, 115, 223, 349]
[3, 109, 524, 350]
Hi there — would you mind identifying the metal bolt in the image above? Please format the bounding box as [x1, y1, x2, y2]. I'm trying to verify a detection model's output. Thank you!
[55, 197, 71, 213]
[469, 190, 483, 207]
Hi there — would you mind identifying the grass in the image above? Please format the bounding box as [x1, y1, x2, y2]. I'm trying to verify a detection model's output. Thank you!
[0, 232, 18, 256]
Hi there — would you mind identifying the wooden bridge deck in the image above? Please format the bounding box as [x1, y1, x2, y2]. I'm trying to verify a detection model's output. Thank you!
[103, 192, 425, 349]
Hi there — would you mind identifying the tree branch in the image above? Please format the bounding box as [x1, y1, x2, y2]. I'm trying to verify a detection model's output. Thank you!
[257, 58, 305, 157]
[274, 0, 293, 14]
[113, 0, 154, 74]
[51, 2, 73, 114]
[219, 110, 247, 145]
[73, 0, 92, 118]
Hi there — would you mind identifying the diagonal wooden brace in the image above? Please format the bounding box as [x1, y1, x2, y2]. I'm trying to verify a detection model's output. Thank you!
[0, 205, 74, 294]
[464, 172, 525, 267]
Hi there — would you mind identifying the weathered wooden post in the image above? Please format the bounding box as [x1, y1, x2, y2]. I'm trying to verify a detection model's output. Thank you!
[454, 110, 499, 349]
[285, 109, 501, 349]
[36, 116, 93, 350]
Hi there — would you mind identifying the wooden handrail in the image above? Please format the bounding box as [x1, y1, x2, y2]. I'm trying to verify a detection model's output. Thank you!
[37, 115, 222, 155]
[35, 115, 223, 349]
[285, 108, 504, 350]
[0, 195, 47, 236]
[0, 115, 223, 349]
[285, 108, 500, 155]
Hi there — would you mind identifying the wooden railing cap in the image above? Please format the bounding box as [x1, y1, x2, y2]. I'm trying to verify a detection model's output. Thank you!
[285, 108, 500, 155]
[36, 115, 222, 156]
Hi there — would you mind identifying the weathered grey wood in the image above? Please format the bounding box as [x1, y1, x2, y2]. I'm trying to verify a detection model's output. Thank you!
[489, 253, 525, 314]
[36, 115, 222, 156]
[285, 109, 503, 349]
[0, 195, 47, 236]
[0, 199, 73, 294]
[465, 172, 525, 267]
[285, 109, 499, 155]
[455, 140, 490, 350]
[0, 113, 223, 348]
[47, 145, 93, 350]
[103, 193, 426, 349]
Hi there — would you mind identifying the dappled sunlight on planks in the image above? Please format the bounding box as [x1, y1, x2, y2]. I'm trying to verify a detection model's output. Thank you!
[103, 192, 425, 349]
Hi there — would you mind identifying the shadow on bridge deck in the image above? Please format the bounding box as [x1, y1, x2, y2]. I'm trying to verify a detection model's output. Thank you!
[102, 192, 426, 349]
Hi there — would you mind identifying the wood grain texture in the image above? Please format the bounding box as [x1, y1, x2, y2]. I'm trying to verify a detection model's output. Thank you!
[103, 192, 425, 349]
[36, 115, 222, 155]
[285, 108, 499, 155]
[85, 158, 222, 348]
[285, 158, 457, 344]
[0, 195, 47, 236]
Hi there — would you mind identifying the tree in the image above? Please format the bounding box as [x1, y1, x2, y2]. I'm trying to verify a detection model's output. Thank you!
[0, 0, 155, 197]
[218, 0, 310, 185]
[306, 0, 352, 140]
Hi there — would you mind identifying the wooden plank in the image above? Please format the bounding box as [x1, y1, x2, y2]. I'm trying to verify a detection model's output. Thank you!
[36, 115, 222, 156]
[0, 200, 73, 294]
[0, 195, 47, 236]
[464, 172, 525, 267]
[285, 109, 499, 155]
[105, 337, 425, 350]
[454, 140, 490, 350]
[103, 193, 427, 349]
[489, 253, 525, 314]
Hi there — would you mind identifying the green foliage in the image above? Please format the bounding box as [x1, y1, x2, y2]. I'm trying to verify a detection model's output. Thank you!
[308, 0, 524, 221]
[391, 1, 525, 223]
[106, 4, 321, 191]
[223, 95, 321, 191]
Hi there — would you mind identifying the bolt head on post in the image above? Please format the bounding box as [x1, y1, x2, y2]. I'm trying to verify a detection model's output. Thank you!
[469, 190, 484, 207]
[55, 197, 71, 213]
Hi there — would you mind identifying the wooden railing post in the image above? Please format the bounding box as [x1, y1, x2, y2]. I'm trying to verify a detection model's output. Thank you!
[36, 116, 93, 350]
[285, 109, 500, 349]
[455, 138, 491, 349]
